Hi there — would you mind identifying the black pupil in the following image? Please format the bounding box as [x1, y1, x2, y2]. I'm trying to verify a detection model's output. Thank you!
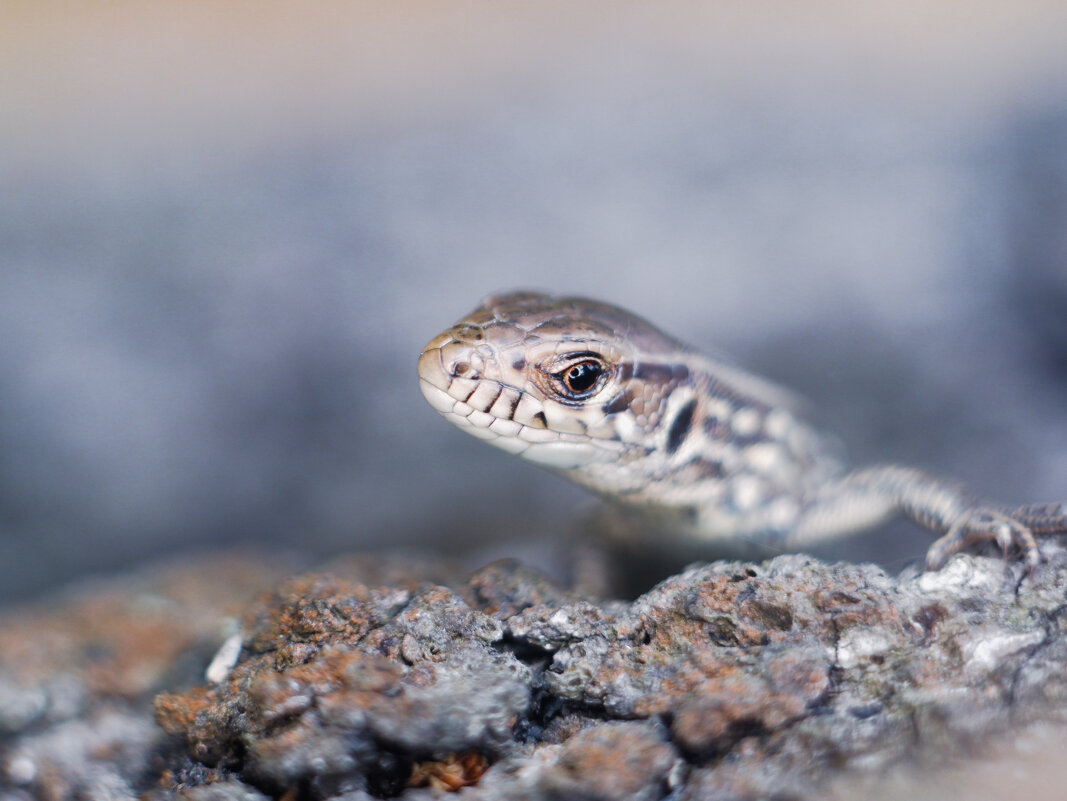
[564, 362, 602, 394]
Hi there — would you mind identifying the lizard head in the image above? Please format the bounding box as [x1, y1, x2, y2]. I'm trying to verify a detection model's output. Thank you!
[417, 291, 696, 493]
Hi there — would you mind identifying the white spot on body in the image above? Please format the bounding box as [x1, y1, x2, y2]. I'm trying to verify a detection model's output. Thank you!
[743, 442, 787, 474]
[763, 408, 794, 440]
[730, 475, 765, 511]
[767, 497, 801, 529]
[7, 755, 36, 785]
[731, 407, 762, 437]
[704, 397, 733, 421]
[612, 413, 638, 442]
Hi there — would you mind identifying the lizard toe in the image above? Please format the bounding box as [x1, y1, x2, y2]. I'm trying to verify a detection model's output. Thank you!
[924, 508, 1042, 572]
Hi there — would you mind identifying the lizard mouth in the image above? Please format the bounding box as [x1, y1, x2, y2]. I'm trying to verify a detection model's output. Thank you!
[417, 333, 617, 470]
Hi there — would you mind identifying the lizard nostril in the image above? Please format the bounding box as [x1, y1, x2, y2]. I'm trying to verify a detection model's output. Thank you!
[450, 361, 472, 378]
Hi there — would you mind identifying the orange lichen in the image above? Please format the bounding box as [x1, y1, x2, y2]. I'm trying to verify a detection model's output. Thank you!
[407, 751, 490, 792]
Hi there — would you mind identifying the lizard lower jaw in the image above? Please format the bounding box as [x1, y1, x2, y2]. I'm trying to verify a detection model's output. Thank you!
[419, 378, 615, 468]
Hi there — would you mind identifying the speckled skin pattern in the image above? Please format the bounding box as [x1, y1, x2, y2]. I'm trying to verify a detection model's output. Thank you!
[419, 291, 1067, 568]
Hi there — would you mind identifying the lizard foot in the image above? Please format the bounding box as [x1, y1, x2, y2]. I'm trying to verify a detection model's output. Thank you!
[925, 507, 1041, 571]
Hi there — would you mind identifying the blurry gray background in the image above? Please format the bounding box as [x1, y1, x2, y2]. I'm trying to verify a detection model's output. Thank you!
[2, 2, 1066, 604]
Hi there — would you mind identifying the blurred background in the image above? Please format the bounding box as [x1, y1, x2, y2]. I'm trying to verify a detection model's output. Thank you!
[1, 1, 1066, 604]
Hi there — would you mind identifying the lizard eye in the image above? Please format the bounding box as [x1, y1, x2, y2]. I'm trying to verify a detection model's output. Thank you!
[556, 360, 605, 398]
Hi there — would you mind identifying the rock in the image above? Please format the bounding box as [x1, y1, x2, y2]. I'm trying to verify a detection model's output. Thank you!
[538, 721, 678, 801]
[5, 548, 1067, 799]
[155, 577, 532, 797]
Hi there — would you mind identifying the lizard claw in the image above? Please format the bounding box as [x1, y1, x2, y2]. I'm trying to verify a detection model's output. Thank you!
[925, 508, 1041, 572]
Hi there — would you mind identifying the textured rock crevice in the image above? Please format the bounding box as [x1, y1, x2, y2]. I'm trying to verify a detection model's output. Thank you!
[4, 542, 1067, 800]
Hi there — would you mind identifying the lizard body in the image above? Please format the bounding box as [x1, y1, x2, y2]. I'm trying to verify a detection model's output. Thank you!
[417, 291, 1066, 569]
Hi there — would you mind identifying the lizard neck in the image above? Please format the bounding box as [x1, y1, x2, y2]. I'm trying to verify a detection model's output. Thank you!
[565, 356, 840, 524]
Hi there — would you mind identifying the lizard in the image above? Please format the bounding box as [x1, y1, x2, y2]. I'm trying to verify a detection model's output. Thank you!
[417, 290, 1067, 571]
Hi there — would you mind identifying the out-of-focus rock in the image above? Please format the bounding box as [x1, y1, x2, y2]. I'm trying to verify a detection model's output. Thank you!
[0, 553, 292, 801]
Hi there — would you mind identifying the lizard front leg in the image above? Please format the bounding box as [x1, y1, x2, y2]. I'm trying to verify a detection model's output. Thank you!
[783, 465, 1065, 569]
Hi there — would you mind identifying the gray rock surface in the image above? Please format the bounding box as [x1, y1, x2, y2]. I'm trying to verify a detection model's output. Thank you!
[4, 544, 1067, 799]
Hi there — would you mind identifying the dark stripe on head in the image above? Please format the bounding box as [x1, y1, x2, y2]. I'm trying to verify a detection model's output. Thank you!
[507, 394, 521, 420]
[689, 457, 724, 479]
[633, 362, 689, 384]
[665, 399, 697, 454]
[531, 411, 548, 429]
[603, 389, 635, 415]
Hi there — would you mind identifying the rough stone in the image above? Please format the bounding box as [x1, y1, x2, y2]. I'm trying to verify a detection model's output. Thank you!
[537, 721, 678, 801]
[155, 576, 532, 797]
[6, 546, 1067, 800]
